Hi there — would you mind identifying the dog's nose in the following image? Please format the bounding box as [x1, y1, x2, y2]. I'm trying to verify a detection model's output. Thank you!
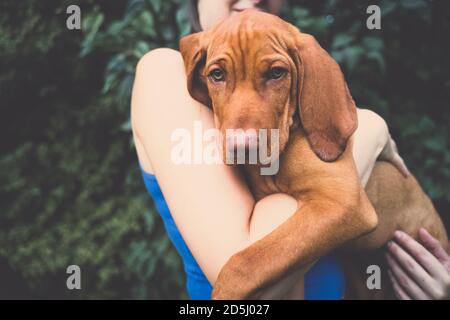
[226, 130, 259, 151]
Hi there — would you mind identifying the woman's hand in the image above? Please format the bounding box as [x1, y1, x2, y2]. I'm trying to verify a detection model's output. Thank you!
[378, 134, 410, 177]
[386, 228, 450, 300]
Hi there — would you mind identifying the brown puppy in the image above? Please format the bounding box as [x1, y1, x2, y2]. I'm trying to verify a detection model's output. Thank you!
[179, 10, 448, 299]
[180, 9, 376, 299]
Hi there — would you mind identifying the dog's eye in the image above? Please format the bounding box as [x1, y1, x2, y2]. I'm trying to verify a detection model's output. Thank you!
[270, 67, 287, 80]
[209, 68, 225, 82]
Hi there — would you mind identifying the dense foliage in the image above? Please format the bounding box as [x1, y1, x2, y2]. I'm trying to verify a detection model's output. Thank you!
[0, 0, 449, 299]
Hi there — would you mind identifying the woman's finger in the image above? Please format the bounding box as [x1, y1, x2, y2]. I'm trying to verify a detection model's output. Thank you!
[419, 228, 450, 272]
[388, 269, 411, 300]
[393, 230, 446, 278]
[387, 239, 437, 295]
[385, 252, 430, 300]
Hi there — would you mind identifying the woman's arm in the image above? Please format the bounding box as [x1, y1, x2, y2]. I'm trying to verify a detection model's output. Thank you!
[132, 48, 253, 283]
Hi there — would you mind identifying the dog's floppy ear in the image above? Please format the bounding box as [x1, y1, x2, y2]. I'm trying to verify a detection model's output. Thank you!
[179, 32, 211, 108]
[291, 32, 357, 162]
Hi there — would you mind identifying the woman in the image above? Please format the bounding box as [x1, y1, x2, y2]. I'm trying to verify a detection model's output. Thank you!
[131, 0, 450, 299]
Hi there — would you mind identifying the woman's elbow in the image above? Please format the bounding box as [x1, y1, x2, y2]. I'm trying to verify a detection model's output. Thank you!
[357, 108, 389, 144]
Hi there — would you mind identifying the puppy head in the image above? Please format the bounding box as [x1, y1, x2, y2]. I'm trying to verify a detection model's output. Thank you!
[180, 10, 357, 163]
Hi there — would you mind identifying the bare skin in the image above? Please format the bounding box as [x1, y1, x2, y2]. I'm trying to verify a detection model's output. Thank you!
[387, 229, 450, 300]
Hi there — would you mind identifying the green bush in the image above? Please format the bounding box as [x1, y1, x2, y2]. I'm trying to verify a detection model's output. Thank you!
[0, 0, 448, 299]
[0, 0, 187, 299]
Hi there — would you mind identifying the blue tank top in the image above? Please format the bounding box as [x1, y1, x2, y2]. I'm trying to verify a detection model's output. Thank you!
[140, 167, 345, 299]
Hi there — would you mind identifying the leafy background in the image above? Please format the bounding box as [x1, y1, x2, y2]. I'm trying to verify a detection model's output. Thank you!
[0, 0, 449, 299]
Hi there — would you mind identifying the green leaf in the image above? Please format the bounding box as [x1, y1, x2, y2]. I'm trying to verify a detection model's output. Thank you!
[380, 0, 397, 15]
[423, 136, 445, 152]
[102, 73, 117, 94]
[332, 34, 353, 50]
[143, 210, 155, 233]
[80, 12, 105, 57]
[343, 46, 365, 72]
[140, 11, 156, 37]
[106, 54, 126, 73]
[362, 37, 383, 51]
[400, 0, 427, 9]
[367, 51, 386, 72]
[149, 0, 162, 13]
[176, 7, 191, 37]
[134, 41, 151, 57]
[120, 119, 132, 132]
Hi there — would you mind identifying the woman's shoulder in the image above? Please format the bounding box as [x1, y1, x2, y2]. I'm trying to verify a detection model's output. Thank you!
[136, 47, 183, 73]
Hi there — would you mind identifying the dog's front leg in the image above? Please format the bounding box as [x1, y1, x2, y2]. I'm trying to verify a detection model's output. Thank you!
[212, 193, 378, 300]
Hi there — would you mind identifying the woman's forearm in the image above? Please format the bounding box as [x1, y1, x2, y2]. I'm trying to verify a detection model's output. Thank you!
[247, 194, 297, 243]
